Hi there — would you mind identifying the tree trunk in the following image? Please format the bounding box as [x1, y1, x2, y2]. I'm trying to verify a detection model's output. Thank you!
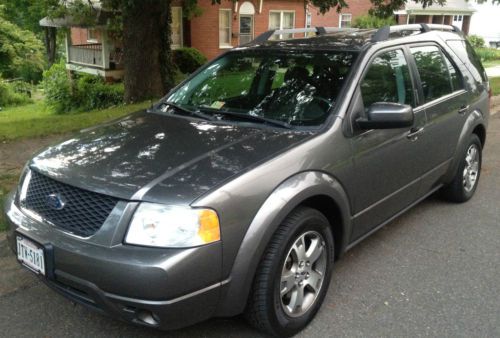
[44, 27, 57, 67]
[122, 0, 175, 103]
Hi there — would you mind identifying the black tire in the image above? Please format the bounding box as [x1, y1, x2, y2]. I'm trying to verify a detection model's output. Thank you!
[441, 134, 482, 203]
[245, 206, 334, 337]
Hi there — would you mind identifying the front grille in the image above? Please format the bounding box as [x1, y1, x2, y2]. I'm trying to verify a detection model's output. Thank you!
[22, 170, 120, 237]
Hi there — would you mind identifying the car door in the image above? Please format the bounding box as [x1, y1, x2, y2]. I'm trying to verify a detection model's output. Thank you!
[408, 44, 469, 195]
[346, 47, 428, 241]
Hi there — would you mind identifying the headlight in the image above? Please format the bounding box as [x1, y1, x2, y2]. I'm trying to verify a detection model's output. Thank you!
[125, 203, 220, 248]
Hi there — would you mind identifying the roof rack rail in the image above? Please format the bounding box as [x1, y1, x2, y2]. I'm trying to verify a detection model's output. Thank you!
[250, 27, 359, 44]
[371, 23, 462, 42]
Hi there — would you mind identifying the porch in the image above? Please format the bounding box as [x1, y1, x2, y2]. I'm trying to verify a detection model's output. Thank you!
[39, 12, 125, 81]
[65, 40, 124, 80]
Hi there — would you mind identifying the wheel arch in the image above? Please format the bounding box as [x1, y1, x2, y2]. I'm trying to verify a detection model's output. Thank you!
[300, 195, 345, 260]
[215, 171, 352, 317]
[472, 123, 486, 148]
[444, 110, 487, 184]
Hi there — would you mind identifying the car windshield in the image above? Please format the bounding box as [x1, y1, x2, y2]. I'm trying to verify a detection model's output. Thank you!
[164, 50, 358, 127]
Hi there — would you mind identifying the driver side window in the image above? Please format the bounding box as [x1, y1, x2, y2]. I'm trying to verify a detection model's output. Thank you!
[360, 49, 414, 110]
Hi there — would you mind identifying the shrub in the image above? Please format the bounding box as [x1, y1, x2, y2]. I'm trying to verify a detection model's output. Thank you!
[353, 15, 396, 29]
[475, 47, 500, 62]
[173, 47, 207, 74]
[0, 80, 32, 107]
[43, 61, 124, 114]
[467, 35, 485, 49]
[42, 61, 73, 114]
[75, 74, 124, 110]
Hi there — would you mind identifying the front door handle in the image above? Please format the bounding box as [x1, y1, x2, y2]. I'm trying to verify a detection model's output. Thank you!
[458, 105, 469, 115]
[406, 127, 424, 141]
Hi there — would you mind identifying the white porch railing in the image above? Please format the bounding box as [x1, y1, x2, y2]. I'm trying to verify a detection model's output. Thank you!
[68, 44, 104, 68]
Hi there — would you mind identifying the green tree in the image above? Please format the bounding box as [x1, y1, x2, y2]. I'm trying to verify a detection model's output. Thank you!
[0, 12, 45, 82]
[0, 0, 62, 66]
[40, 0, 500, 102]
[353, 14, 396, 28]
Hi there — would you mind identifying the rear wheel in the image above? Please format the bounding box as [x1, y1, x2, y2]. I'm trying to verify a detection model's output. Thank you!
[245, 207, 334, 337]
[441, 134, 482, 202]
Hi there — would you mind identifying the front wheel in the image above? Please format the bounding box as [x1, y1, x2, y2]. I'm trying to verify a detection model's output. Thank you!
[245, 207, 334, 337]
[441, 134, 482, 203]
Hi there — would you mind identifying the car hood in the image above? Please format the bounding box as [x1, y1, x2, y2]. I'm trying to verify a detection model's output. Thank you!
[30, 111, 313, 203]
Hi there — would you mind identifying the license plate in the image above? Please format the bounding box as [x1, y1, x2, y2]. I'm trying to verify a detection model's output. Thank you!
[16, 235, 45, 276]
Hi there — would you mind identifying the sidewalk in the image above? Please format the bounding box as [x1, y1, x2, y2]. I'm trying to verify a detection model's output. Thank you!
[486, 66, 500, 78]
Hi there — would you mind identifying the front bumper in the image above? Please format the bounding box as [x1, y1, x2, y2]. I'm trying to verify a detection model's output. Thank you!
[4, 191, 224, 330]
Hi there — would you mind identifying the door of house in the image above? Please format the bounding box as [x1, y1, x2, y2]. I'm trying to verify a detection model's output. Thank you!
[240, 14, 254, 45]
[452, 15, 463, 30]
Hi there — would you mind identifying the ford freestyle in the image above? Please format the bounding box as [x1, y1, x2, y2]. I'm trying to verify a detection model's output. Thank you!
[4, 24, 490, 336]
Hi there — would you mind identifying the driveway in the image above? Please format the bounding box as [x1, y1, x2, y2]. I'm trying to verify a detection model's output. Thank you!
[1, 114, 499, 337]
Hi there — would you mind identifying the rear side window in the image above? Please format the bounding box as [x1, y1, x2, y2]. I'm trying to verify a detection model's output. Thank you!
[410, 45, 462, 103]
[443, 54, 463, 92]
[446, 39, 487, 83]
[360, 49, 414, 109]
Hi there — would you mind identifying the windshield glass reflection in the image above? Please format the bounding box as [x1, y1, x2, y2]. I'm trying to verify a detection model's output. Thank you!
[166, 50, 357, 127]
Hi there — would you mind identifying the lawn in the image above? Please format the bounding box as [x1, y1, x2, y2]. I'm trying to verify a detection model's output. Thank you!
[483, 60, 500, 68]
[0, 99, 151, 231]
[490, 76, 500, 96]
[0, 100, 150, 142]
[476, 48, 500, 69]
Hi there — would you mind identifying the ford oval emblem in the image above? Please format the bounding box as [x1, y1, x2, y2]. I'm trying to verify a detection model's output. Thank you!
[46, 193, 66, 210]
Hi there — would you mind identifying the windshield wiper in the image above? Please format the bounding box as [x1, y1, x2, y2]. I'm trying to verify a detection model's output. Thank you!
[159, 102, 215, 121]
[198, 107, 292, 129]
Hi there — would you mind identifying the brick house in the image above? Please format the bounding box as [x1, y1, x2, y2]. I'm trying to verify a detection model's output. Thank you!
[40, 0, 372, 80]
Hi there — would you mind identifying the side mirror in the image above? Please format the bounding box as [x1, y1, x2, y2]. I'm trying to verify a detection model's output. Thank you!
[356, 102, 414, 129]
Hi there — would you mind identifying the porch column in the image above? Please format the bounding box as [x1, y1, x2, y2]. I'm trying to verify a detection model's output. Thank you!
[102, 30, 110, 69]
[65, 32, 71, 63]
[462, 15, 471, 35]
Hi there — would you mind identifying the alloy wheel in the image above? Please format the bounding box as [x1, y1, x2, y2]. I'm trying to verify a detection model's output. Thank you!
[279, 230, 327, 317]
[463, 144, 480, 193]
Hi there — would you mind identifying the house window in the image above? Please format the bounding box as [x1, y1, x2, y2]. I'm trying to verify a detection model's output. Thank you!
[171, 7, 183, 49]
[269, 11, 295, 39]
[305, 11, 313, 37]
[306, 12, 312, 28]
[87, 29, 98, 43]
[219, 9, 232, 48]
[339, 13, 352, 28]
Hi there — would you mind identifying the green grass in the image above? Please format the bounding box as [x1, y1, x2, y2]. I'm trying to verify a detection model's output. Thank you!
[490, 77, 500, 96]
[0, 101, 150, 142]
[483, 60, 500, 68]
[0, 100, 151, 231]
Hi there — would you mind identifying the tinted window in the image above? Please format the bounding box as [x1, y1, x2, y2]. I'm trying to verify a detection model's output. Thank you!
[446, 39, 487, 83]
[442, 53, 464, 92]
[360, 49, 414, 109]
[411, 46, 455, 102]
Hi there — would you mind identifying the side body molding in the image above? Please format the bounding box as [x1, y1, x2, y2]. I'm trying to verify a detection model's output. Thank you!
[443, 109, 487, 183]
[215, 171, 352, 316]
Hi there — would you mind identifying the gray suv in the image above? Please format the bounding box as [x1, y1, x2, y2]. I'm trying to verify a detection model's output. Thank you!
[4, 24, 490, 336]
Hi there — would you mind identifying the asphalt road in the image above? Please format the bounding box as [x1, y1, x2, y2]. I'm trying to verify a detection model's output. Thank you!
[1, 113, 499, 338]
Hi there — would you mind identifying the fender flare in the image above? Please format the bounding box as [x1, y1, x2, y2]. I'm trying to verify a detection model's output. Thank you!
[443, 110, 486, 183]
[215, 170, 352, 316]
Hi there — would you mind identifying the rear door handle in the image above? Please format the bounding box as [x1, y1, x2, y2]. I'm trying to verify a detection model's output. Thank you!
[458, 105, 469, 115]
[406, 127, 424, 141]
